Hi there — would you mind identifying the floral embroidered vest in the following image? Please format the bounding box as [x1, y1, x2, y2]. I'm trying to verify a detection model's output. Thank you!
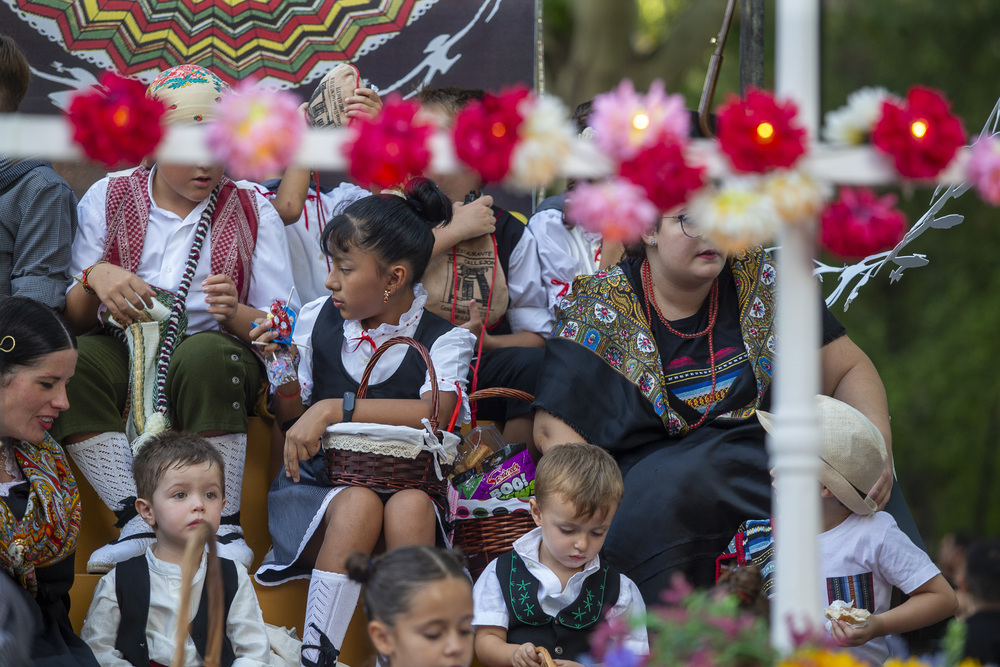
[496, 550, 620, 660]
[550, 248, 777, 436]
[102, 166, 260, 303]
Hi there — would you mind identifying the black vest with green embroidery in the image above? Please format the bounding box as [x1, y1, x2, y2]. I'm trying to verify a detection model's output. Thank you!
[496, 550, 620, 660]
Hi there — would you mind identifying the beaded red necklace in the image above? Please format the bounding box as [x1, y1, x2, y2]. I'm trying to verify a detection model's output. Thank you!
[641, 258, 719, 430]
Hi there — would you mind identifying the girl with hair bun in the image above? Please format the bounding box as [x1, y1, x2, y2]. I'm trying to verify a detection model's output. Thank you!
[347, 547, 474, 667]
[252, 177, 477, 666]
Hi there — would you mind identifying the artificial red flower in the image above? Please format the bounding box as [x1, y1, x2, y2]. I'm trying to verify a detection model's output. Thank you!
[820, 187, 906, 258]
[716, 89, 807, 173]
[453, 86, 529, 183]
[67, 72, 165, 167]
[619, 141, 705, 212]
[871, 86, 966, 179]
[345, 95, 433, 190]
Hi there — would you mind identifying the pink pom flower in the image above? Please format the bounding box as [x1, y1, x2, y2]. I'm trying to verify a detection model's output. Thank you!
[717, 89, 807, 173]
[346, 95, 433, 190]
[207, 79, 304, 182]
[67, 72, 165, 167]
[871, 86, 965, 180]
[618, 141, 705, 212]
[820, 187, 907, 259]
[967, 133, 1000, 205]
[452, 86, 529, 183]
[590, 79, 690, 162]
[565, 178, 659, 244]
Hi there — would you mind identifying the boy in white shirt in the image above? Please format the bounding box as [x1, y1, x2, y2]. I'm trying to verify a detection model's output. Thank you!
[757, 396, 957, 665]
[81, 432, 272, 666]
[473, 443, 647, 667]
[54, 64, 294, 573]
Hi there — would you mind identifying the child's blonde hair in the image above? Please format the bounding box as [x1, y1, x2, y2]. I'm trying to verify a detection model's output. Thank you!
[534, 443, 624, 520]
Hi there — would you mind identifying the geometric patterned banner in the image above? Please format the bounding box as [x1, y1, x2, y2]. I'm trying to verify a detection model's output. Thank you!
[4, 0, 536, 113]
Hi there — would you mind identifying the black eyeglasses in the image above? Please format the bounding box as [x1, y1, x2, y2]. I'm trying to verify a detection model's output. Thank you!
[665, 214, 701, 239]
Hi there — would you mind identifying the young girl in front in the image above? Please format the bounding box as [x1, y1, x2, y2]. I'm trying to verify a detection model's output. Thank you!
[251, 177, 476, 667]
[346, 547, 474, 667]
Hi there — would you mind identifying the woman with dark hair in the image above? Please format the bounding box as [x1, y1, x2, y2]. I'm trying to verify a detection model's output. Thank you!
[251, 177, 477, 666]
[532, 210, 893, 603]
[0, 296, 97, 665]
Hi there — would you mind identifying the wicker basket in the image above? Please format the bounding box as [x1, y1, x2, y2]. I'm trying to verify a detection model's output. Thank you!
[451, 387, 536, 578]
[323, 336, 453, 496]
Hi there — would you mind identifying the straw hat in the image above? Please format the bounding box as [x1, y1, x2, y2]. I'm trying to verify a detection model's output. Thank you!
[757, 395, 887, 515]
[147, 64, 228, 125]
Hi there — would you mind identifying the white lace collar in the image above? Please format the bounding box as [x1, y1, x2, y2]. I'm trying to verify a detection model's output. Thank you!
[342, 283, 429, 343]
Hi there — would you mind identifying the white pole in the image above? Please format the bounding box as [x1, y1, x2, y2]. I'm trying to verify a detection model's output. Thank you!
[770, 0, 823, 652]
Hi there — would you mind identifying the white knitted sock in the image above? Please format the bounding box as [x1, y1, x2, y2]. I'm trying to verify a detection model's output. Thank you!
[301, 570, 362, 667]
[205, 433, 253, 569]
[69, 432, 154, 573]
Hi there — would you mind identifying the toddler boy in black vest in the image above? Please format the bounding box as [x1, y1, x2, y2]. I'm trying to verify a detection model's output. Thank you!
[80, 432, 271, 666]
[473, 443, 648, 667]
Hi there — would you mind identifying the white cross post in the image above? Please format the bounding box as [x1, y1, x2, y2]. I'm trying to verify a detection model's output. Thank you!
[769, 0, 824, 651]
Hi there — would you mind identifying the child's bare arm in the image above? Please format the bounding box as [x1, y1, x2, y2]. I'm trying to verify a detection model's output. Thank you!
[475, 626, 542, 667]
[830, 573, 957, 647]
[431, 196, 496, 260]
[272, 166, 312, 226]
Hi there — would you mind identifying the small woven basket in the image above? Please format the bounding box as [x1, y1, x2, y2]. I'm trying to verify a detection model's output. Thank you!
[323, 336, 452, 496]
[451, 387, 536, 578]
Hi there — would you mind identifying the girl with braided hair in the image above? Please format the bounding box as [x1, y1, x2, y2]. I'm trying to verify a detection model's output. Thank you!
[56, 64, 295, 574]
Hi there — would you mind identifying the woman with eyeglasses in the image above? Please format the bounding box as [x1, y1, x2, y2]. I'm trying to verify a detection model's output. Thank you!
[531, 209, 893, 603]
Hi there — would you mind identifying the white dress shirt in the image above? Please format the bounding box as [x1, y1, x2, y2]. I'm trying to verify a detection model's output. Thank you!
[81, 547, 272, 666]
[294, 284, 476, 424]
[72, 166, 296, 333]
[473, 527, 649, 656]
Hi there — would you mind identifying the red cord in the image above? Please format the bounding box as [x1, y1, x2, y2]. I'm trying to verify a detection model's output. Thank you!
[467, 233, 499, 427]
[447, 380, 463, 432]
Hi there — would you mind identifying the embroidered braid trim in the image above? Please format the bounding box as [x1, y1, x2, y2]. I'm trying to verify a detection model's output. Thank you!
[153, 185, 222, 415]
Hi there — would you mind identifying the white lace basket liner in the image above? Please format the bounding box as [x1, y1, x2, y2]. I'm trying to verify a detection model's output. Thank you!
[320, 336, 458, 495]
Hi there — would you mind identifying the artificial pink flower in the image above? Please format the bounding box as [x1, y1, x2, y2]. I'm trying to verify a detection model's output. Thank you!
[346, 95, 433, 190]
[716, 89, 807, 173]
[590, 79, 690, 162]
[565, 178, 659, 244]
[452, 86, 529, 183]
[619, 141, 705, 212]
[207, 79, 304, 181]
[820, 187, 907, 258]
[67, 72, 165, 167]
[871, 86, 965, 179]
[967, 133, 1000, 205]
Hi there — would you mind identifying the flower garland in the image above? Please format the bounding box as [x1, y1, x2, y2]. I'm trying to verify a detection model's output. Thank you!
[207, 79, 304, 182]
[452, 86, 529, 183]
[820, 187, 907, 259]
[67, 72, 166, 167]
[871, 86, 966, 180]
[717, 89, 807, 173]
[345, 95, 433, 190]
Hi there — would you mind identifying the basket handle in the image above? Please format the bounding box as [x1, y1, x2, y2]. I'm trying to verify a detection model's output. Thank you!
[357, 336, 440, 430]
[468, 388, 534, 404]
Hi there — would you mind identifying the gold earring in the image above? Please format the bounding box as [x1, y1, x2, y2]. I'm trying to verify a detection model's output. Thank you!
[0, 336, 14, 353]
[383, 289, 390, 303]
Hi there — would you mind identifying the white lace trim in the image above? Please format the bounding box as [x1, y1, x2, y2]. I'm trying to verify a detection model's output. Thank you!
[342, 284, 428, 343]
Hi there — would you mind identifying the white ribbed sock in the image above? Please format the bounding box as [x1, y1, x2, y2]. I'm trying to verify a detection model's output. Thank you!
[206, 433, 253, 569]
[301, 569, 362, 667]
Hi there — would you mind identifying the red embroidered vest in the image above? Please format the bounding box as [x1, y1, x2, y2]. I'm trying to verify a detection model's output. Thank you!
[102, 166, 260, 303]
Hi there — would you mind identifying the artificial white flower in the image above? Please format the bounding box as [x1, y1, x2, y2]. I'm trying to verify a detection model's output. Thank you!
[507, 94, 575, 190]
[822, 86, 898, 146]
[762, 169, 831, 225]
[688, 176, 780, 253]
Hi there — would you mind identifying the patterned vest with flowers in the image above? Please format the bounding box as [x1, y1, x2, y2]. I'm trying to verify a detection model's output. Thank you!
[102, 166, 260, 304]
[550, 248, 777, 436]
